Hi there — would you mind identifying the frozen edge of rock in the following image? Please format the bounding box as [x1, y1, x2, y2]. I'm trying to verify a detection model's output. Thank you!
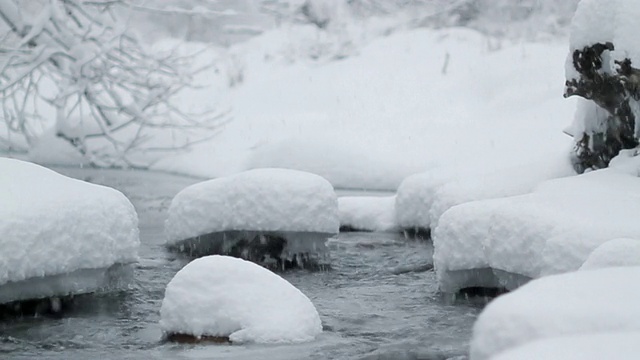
[0, 263, 134, 305]
[167, 230, 333, 269]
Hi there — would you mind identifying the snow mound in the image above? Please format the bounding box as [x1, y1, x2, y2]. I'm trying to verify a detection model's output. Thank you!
[396, 159, 573, 234]
[491, 332, 640, 360]
[470, 267, 640, 360]
[434, 154, 640, 293]
[165, 168, 338, 268]
[160, 255, 322, 344]
[165, 168, 338, 242]
[338, 196, 397, 232]
[0, 158, 139, 303]
[580, 238, 640, 270]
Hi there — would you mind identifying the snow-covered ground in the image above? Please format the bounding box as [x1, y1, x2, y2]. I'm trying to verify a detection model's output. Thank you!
[579, 238, 640, 270]
[338, 196, 397, 232]
[160, 255, 322, 343]
[0, 158, 139, 304]
[470, 267, 640, 360]
[143, 25, 576, 191]
[433, 151, 640, 293]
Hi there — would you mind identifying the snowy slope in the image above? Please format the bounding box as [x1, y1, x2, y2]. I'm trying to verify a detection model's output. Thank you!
[160, 255, 322, 343]
[470, 267, 640, 360]
[0, 157, 139, 302]
[152, 26, 576, 190]
[434, 151, 640, 293]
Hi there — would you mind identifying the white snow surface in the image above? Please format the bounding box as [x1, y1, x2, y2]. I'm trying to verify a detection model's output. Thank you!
[580, 238, 640, 270]
[491, 332, 640, 360]
[396, 158, 573, 231]
[165, 168, 339, 243]
[0, 158, 139, 294]
[434, 152, 640, 293]
[338, 196, 397, 232]
[145, 27, 575, 191]
[159, 255, 322, 343]
[470, 267, 640, 360]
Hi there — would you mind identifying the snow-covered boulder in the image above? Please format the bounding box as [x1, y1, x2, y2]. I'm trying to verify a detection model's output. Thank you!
[0, 158, 139, 304]
[396, 160, 572, 238]
[580, 238, 640, 270]
[491, 332, 640, 360]
[160, 255, 322, 344]
[434, 154, 640, 293]
[165, 168, 338, 268]
[338, 196, 397, 232]
[470, 267, 640, 360]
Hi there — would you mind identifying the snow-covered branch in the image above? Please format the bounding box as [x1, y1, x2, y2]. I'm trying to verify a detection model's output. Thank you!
[0, 0, 227, 168]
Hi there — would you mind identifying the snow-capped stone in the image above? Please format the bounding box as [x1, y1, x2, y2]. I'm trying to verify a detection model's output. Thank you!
[434, 154, 640, 294]
[470, 267, 640, 360]
[0, 158, 139, 303]
[165, 168, 339, 244]
[580, 238, 640, 270]
[338, 196, 397, 232]
[396, 159, 572, 235]
[159, 255, 322, 344]
[490, 332, 640, 360]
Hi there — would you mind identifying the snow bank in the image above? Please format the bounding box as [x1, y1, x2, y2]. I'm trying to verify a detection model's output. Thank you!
[165, 168, 338, 243]
[338, 196, 397, 232]
[160, 255, 322, 343]
[491, 332, 640, 360]
[434, 153, 640, 293]
[470, 267, 640, 360]
[0, 158, 139, 303]
[580, 238, 640, 270]
[396, 158, 573, 234]
[154, 27, 575, 191]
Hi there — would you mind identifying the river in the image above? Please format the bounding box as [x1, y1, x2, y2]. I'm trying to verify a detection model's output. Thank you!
[0, 168, 481, 360]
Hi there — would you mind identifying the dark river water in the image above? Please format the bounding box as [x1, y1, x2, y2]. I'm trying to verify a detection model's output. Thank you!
[0, 168, 480, 360]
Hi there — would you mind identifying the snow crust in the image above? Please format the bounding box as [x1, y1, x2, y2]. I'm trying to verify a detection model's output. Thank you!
[580, 238, 640, 270]
[338, 196, 397, 232]
[0, 158, 139, 301]
[159, 255, 322, 343]
[165, 168, 339, 244]
[434, 153, 640, 293]
[491, 332, 640, 360]
[470, 267, 640, 360]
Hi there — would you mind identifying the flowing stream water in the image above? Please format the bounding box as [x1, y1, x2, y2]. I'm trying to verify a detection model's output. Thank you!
[0, 168, 481, 360]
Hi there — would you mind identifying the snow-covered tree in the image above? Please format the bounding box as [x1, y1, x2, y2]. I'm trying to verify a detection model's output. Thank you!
[0, 0, 226, 167]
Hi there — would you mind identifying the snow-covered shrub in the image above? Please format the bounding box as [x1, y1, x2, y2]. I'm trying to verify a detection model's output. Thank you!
[564, 0, 640, 171]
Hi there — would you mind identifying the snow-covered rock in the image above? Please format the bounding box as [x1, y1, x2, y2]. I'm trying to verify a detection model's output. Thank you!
[470, 267, 640, 360]
[580, 238, 640, 270]
[160, 255, 322, 344]
[338, 196, 397, 232]
[490, 332, 640, 360]
[434, 153, 640, 293]
[0, 158, 139, 304]
[396, 159, 573, 235]
[165, 168, 338, 267]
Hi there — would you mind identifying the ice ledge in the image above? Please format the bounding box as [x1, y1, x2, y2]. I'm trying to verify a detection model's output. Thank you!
[0, 263, 134, 305]
[438, 268, 532, 295]
[167, 230, 334, 270]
